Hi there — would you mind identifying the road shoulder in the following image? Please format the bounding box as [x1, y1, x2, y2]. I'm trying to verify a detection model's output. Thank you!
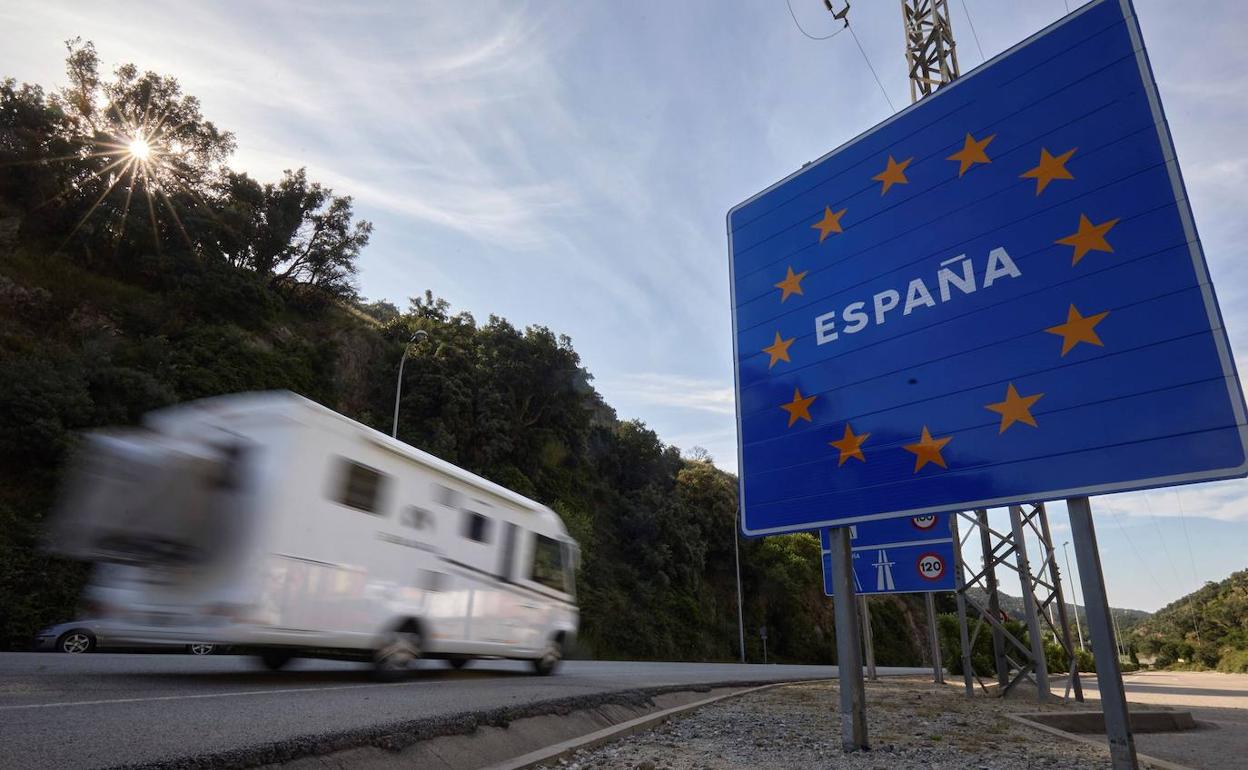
[536, 677, 1116, 769]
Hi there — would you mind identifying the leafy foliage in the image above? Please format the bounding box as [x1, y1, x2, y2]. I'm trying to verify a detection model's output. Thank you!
[0, 40, 368, 299]
[1130, 569, 1248, 670]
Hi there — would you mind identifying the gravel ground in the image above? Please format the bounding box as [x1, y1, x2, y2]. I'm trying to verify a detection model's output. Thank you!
[541, 678, 1113, 769]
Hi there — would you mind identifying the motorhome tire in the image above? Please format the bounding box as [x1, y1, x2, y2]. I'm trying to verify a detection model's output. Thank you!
[258, 649, 294, 671]
[532, 637, 562, 676]
[373, 628, 420, 681]
[447, 657, 469, 670]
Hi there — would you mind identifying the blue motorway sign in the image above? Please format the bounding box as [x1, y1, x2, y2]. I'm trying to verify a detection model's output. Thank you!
[819, 512, 952, 551]
[822, 541, 956, 596]
[728, 0, 1248, 536]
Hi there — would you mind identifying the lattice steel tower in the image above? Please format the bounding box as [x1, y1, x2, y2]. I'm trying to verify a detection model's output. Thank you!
[900, 0, 961, 102]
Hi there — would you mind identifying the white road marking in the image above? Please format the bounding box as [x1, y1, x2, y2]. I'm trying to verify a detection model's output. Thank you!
[0, 679, 433, 711]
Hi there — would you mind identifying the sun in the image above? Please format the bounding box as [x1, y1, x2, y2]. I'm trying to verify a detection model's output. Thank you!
[127, 136, 152, 161]
[40, 107, 201, 254]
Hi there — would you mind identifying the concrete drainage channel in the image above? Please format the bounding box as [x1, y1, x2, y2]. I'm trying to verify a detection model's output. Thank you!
[1007, 712, 1199, 770]
[114, 680, 804, 770]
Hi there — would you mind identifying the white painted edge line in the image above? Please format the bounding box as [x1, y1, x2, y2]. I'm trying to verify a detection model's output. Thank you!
[0, 679, 434, 711]
[482, 680, 815, 770]
[1004, 713, 1195, 770]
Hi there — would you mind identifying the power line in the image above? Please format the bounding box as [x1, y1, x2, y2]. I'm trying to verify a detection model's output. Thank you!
[1142, 493, 1185, 589]
[1172, 489, 1205, 643]
[782, 1, 895, 114]
[960, 0, 987, 63]
[847, 22, 897, 113]
[1105, 504, 1167, 598]
[1173, 489, 1202, 586]
[784, 0, 845, 41]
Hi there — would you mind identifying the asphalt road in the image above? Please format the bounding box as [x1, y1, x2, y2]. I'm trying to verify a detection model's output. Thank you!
[0, 652, 928, 769]
[1081, 670, 1248, 770]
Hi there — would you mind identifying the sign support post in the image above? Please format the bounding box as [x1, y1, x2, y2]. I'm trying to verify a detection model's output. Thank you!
[977, 509, 1010, 689]
[859, 596, 878, 681]
[1037, 504, 1084, 702]
[950, 513, 975, 696]
[1068, 496, 1137, 769]
[829, 527, 868, 751]
[925, 592, 944, 684]
[1010, 505, 1050, 700]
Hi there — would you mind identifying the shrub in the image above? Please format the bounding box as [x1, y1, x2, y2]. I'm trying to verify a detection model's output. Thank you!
[1216, 649, 1248, 674]
[1045, 641, 1070, 675]
[1076, 648, 1096, 673]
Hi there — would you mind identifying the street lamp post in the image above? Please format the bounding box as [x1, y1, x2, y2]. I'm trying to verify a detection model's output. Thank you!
[392, 330, 429, 439]
[1063, 540, 1085, 651]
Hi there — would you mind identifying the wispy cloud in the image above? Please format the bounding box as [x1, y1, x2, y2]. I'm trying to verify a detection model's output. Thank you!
[5, 1, 584, 252]
[1096, 479, 1248, 523]
[605, 373, 736, 415]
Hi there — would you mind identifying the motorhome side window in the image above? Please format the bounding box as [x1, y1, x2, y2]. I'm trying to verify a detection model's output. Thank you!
[531, 534, 566, 592]
[335, 459, 388, 514]
[462, 510, 492, 543]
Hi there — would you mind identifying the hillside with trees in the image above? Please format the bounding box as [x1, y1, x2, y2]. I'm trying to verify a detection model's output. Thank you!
[0, 41, 944, 665]
[1129, 569, 1248, 672]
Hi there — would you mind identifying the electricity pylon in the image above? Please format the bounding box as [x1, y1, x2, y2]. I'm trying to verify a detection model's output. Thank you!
[900, 0, 961, 102]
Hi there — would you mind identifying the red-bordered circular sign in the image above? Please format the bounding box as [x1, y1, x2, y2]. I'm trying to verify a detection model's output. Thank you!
[916, 552, 946, 581]
[910, 514, 938, 531]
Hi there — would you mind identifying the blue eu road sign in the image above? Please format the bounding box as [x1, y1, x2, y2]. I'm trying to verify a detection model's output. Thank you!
[822, 541, 956, 596]
[728, 0, 1248, 536]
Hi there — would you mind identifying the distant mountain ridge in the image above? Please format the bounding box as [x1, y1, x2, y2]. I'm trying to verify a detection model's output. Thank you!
[965, 587, 1150, 632]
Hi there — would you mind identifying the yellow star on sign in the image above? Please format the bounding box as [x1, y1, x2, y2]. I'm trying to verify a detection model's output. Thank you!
[774, 266, 808, 303]
[872, 155, 913, 195]
[811, 206, 847, 243]
[780, 387, 817, 427]
[1020, 147, 1076, 195]
[946, 132, 996, 177]
[903, 426, 952, 472]
[985, 383, 1045, 433]
[1045, 304, 1110, 356]
[1055, 214, 1119, 265]
[762, 332, 795, 368]
[829, 423, 870, 466]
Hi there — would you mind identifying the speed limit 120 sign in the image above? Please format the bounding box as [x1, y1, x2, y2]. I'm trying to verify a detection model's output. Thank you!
[916, 552, 947, 582]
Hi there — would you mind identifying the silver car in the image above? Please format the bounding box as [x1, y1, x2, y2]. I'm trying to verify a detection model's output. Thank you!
[34, 620, 219, 655]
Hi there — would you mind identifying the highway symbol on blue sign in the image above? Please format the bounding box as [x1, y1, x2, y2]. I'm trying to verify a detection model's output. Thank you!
[822, 540, 956, 596]
[728, 0, 1248, 536]
[822, 512, 952, 550]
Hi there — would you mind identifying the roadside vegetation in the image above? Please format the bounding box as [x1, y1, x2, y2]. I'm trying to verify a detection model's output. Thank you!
[0, 42, 944, 665]
[1129, 569, 1248, 672]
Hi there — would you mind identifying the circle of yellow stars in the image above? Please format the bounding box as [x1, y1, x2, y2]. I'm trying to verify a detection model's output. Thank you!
[763, 129, 1119, 475]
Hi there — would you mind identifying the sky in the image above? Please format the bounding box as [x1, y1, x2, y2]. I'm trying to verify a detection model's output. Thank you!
[1, 0, 1245, 612]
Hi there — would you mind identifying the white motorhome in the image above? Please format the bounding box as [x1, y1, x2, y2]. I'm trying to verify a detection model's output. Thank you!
[49, 391, 579, 679]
